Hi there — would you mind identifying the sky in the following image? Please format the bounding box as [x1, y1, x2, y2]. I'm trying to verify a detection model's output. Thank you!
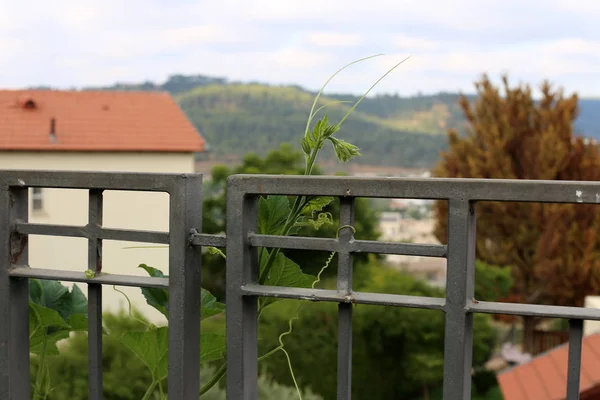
[1, 0, 599, 97]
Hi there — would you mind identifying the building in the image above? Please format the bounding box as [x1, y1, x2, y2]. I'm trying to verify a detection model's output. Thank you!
[585, 296, 600, 336]
[378, 212, 446, 287]
[0, 89, 204, 322]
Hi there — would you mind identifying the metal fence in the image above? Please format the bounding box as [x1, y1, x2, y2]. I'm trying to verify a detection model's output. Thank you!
[2, 170, 600, 399]
[226, 174, 600, 400]
[0, 170, 205, 399]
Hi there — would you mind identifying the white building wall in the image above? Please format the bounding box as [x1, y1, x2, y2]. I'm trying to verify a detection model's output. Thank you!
[584, 296, 600, 336]
[0, 151, 196, 323]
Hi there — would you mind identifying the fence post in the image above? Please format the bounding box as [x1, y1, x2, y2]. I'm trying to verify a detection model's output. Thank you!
[226, 181, 259, 399]
[0, 185, 30, 399]
[87, 189, 104, 400]
[337, 197, 355, 400]
[168, 174, 203, 399]
[442, 199, 475, 400]
[0, 183, 9, 398]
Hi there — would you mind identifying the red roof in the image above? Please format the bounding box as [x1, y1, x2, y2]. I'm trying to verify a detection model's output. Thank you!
[498, 333, 600, 400]
[0, 90, 204, 152]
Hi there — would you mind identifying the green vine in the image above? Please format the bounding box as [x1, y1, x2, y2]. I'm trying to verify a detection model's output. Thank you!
[112, 55, 409, 399]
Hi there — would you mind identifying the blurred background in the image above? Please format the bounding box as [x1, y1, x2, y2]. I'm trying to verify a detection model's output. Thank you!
[3, 1, 600, 399]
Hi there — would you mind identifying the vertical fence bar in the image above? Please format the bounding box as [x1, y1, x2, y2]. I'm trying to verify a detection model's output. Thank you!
[566, 319, 584, 400]
[87, 189, 104, 400]
[337, 197, 355, 400]
[227, 186, 259, 399]
[168, 175, 203, 399]
[10, 187, 30, 399]
[442, 199, 475, 400]
[1, 185, 30, 399]
[0, 182, 8, 399]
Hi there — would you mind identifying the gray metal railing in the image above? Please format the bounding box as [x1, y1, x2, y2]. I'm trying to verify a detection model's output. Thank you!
[1, 170, 600, 399]
[0, 170, 205, 399]
[226, 174, 600, 400]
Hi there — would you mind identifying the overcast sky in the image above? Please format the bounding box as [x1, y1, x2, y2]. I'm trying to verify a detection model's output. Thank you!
[1, 0, 599, 97]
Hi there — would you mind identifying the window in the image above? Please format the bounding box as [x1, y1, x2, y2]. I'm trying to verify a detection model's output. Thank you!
[32, 187, 43, 211]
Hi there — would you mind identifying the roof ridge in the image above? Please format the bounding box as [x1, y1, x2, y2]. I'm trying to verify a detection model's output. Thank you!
[0, 89, 171, 95]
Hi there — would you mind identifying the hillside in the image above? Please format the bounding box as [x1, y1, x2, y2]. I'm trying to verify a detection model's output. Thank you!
[83, 74, 600, 167]
[176, 84, 462, 167]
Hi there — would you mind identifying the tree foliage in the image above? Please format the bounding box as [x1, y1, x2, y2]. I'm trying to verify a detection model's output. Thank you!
[433, 75, 600, 314]
[258, 265, 496, 399]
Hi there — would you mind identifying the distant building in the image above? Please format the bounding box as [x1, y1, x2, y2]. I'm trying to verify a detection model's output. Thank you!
[0, 89, 204, 322]
[377, 212, 446, 287]
[585, 296, 600, 336]
[379, 212, 403, 239]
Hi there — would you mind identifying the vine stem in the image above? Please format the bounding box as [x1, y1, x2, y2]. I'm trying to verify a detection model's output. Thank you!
[199, 363, 226, 396]
[33, 336, 48, 400]
[113, 285, 152, 328]
[141, 380, 159, 400]
[282, 347, 303, 400]
[159, 380, 166, 400]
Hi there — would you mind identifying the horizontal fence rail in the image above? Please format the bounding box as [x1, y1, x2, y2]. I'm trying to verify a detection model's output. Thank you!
[226, 174, 600, 400]
[1, 170, 598, 400]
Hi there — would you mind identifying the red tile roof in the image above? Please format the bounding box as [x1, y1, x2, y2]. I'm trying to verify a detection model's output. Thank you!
[498, 333, 600, 400]
[0, 90, 204, 152]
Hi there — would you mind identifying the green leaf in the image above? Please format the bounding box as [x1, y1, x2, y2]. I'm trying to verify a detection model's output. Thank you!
[300, 196, 334, 216]
[139, 263, 166, 279]
[32, 280, 68, 314]
[258, 195, 290, 235]
[260, 252, 314, 309]
[322, 123, 340, 138]
[67, 314, 89, 331]
[120, 327, 169, 381]
[28, 303, 71, 355]
[201, 289, 226, 320]
[120, 326, 226, 374]
[139, 264, 225, 321]
[301, 137, 312, 154]
[29, 303, 70, 331]
[29, 279, 43, 304]
[29, 330, 70, 355]
[138, 264, 169, 318]
[310, 115, 328, 142]
[69, 284, 88, 315]
[328, 137, 361, 163]
[200, 333, 227, 363]
[29, 279, 88, 322]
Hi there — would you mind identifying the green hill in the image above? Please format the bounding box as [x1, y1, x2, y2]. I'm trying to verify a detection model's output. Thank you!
[80, 73, 599, 168]
[176, 83, 463, 167]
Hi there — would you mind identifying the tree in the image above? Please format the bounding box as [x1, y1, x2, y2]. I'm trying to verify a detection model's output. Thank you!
[201, 143, 380, 299]
[433, 74, 600, 352]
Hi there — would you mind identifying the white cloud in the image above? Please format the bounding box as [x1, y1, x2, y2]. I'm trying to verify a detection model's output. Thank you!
[307, 32, 363, 47]
[1, 0, 600, 96]
[268, 48, 333, 69]
[392, 34, 439, 51]
[246, 0, 342, 21]
[557, 0, 600, 17]
[163, 25, 250, 46]
[542, 38, 600, 56]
